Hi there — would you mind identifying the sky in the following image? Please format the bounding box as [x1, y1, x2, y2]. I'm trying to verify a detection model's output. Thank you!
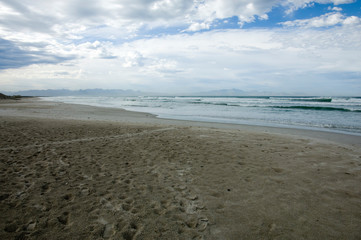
[0, 0, 361, 95]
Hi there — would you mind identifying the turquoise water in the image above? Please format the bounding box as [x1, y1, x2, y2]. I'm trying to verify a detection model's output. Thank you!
[43, 96, 361, 136]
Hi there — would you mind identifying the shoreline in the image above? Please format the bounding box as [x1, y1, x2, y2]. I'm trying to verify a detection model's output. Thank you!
[1, 97, 361, 239]
[38, 95, 361, 139]
[1, 97, 361, 148]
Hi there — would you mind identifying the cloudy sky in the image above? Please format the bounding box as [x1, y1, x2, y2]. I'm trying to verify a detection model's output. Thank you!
[0, 0, 361, 95]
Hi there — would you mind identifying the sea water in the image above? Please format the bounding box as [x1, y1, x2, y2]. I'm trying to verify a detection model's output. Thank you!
[43, 96, 361, 136]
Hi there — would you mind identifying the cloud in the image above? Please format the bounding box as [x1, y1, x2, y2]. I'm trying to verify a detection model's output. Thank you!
[331, 0, 355, 4]
[283, 0, 356, 14]
[0, 38, 72, 69]
[0, 0, 360, 94]
[75, 41, 118, 59]
[116, 25, 361, 92]
[122, 51, 145, 68]
[192, 0, 279, 27]
[45, 25, 361, 91]
[123, 0, 194, 21]
[1, 23, 360, 94]
[185, 22, 211, 32]
[328, 6, 343, 11]
[0, 0, 358, 44]
[281, 12, 361, 28]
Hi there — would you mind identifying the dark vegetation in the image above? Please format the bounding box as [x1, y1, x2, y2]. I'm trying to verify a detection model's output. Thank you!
[0, 93, 22, 100]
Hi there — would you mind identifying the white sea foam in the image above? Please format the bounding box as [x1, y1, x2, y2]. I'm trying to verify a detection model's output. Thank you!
[42, 96, 361, 135]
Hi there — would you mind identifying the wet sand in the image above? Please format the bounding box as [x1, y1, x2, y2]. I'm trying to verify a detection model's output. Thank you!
[1, 98, 361, 239]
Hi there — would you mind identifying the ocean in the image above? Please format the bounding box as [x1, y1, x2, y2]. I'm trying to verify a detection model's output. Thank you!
[43, 96, 361, 136]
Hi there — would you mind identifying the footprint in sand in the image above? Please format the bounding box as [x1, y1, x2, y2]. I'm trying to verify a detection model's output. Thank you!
[57, 212, 70, 225]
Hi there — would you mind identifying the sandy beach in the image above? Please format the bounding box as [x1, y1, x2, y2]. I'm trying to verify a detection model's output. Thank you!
[1, 98, 361, 240]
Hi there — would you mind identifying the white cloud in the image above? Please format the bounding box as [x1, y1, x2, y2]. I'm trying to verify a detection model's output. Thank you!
[0, 0, 192, 41]
[193, 0, 278, 26]
[259, 14, 269, 20]
[331, 0, 355, 4]
[0, 0, 360, 94]
[185, 22, 211, 32]
[0, 0, 358, 43]
[283, 0, 355, 14]
[343, 15, 361, 25]
[281, 12, 361, 28]
[328, 6, 343, 11]
[2, 23, 360, 94]
[122, 51, 145, 68]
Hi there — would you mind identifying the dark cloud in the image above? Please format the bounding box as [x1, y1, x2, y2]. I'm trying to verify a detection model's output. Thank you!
[0, 38, 74, 69]
[54, 71, 70, 76]
[65, 0, 110, 22]
[119, 0, 194, 21]
[100, 55, 118, 59]
[0, 0, 56, 33]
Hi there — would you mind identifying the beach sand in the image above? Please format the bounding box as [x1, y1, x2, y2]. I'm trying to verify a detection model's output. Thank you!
[1, 98, 361, 239]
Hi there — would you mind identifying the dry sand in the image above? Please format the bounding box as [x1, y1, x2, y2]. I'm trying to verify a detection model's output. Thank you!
[1, 98, 361, 239]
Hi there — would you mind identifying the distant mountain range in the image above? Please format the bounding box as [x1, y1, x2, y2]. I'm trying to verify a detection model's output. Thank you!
[193, 88, 247, 96]
[3, 88, 294, 97]
[4, 89, 145, 97]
